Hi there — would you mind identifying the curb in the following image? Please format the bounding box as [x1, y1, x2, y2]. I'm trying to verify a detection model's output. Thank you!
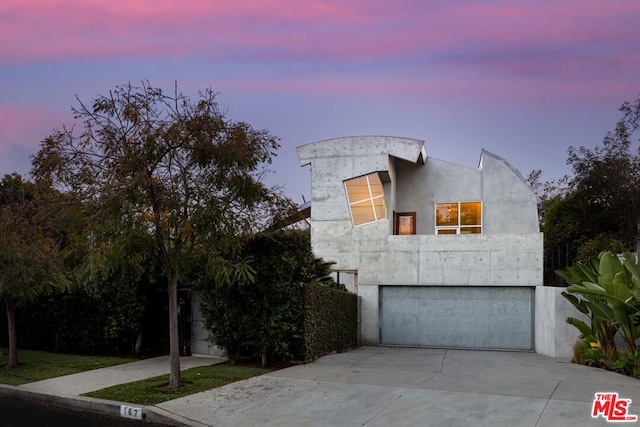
[0, 384, 208, 426]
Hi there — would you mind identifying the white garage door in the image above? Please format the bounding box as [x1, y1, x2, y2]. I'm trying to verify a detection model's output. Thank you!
[379, 286, 534, 350]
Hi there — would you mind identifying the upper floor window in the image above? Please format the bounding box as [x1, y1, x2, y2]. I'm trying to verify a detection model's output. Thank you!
[435, 202, 482, 234]
[344, 173, 387, 226]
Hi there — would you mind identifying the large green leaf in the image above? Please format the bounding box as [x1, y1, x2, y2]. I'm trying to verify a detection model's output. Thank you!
[569, 280, 633, 307]
[566, 317, 592, 337]
[611, 271, 635, 302]
[574, 262, 599, 284]
[561, 291, 590, 315]
[587, 299, 616, 323]
[598, 252, 623, 287]
[556, 268, 581, 285]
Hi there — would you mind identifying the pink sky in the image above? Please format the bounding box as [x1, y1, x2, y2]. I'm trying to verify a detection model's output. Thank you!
[1, 0, 639, 201]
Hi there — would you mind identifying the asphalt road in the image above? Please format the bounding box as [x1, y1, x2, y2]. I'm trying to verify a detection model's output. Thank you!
[0, 397, 170, 427]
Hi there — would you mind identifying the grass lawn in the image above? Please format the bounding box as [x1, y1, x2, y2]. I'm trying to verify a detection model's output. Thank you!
[0, 349, 135, 386]
[83, 363, 271, 405]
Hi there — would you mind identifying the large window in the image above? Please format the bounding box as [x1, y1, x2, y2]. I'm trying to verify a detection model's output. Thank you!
[435, 202, 482, 234]
[344, 173, 387, 226]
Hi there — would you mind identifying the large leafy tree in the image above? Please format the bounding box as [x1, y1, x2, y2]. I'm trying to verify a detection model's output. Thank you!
[541, 95, 640, 264]
[0, 174, 67, 368]
[32, 82, 295, 387]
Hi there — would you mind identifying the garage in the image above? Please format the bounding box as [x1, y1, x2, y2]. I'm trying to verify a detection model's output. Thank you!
[379, 286, 534, 350]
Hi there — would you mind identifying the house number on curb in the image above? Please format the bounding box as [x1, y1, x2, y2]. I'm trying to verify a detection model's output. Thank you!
[120, 405, 144, 420]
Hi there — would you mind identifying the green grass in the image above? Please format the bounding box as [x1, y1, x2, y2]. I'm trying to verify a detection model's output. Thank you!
[0, 349, 135, 386]
[83, 363, 271, 405]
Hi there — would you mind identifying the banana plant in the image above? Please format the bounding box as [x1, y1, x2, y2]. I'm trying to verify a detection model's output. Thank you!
[559, 252, 640, 353]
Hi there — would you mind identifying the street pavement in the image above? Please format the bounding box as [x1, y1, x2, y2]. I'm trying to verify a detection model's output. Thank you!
[2, 347, 640, 426]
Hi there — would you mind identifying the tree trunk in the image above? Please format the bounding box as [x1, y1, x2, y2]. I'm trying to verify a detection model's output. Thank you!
[5, 298, 18, 368]
[167, 270, 182, 388]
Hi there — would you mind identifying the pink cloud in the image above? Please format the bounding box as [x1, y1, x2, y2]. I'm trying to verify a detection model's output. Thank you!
[0, 0, 366, 62]
[1, 0, 638, 64]
[215, 69, 637, 110]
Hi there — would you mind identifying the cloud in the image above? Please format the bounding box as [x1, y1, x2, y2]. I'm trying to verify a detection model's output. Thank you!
[2, 0, 638, 64]
[2, 0, 638, 108]
[1, 0, 638, 114]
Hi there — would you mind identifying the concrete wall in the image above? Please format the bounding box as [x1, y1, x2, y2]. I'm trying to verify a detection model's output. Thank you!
[394, 151, 539, 236]
[480, 150, 539, 234]
[360, 233, 543, 286]
[297, 136, 544, 348]
[395, 158, 482, 234]
[299, 137, 540, 274]
[535, 286, 586, 358]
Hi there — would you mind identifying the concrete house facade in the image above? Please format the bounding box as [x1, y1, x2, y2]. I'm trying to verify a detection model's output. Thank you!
[297, 136, 550, 352]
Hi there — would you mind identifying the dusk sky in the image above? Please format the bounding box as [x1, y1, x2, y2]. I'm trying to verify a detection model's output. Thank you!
[1, 0, 639, 204]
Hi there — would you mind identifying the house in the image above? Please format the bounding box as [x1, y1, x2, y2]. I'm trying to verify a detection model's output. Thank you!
[297, 136, 575, 355]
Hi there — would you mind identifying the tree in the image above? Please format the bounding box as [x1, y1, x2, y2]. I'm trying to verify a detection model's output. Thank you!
[525, 169, 567, 231]
[78, 223, 159, 354]
[542, 94, 640, 265]
[32, 82, 295, 387]
[0, 174, 67, 368]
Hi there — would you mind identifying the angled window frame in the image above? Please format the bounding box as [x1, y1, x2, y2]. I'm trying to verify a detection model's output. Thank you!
[344, 173, 387, 227]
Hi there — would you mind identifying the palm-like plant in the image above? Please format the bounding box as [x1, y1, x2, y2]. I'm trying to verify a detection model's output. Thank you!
[559, 252, 640, 354]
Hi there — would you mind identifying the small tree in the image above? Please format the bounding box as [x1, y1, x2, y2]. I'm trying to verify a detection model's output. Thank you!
[32, 82, 295, 387]
[0, 174, 67, 368]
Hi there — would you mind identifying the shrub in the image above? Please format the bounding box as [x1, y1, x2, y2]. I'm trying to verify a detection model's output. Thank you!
[200, 229, 354, 366]
[303, 284, 357, 361]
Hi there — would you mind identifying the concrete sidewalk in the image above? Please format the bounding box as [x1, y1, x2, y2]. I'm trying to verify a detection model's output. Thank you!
[0, 355, 225, 426]
[19, 355, 223, 396]
[2, 347, 640, 426]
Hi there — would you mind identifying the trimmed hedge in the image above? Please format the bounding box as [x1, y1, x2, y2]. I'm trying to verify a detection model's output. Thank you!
[303, 283, 358, 361]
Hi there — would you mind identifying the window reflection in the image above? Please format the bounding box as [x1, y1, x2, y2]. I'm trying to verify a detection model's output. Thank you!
[435, 202, 481, 234]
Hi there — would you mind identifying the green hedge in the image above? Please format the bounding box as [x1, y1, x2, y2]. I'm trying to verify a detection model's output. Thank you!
[0, 282, 189, 357]
[200, 229, 359, 365]
[302, 283, 357, 361]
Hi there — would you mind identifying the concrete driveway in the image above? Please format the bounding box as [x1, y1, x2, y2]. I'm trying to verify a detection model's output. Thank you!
[159, 346, 640, 426]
